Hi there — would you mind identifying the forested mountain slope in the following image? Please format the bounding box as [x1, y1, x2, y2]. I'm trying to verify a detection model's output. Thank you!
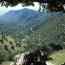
[0, 9, 65, 64]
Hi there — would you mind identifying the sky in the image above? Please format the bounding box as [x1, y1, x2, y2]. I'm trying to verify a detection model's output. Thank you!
[0, 2, 40, 15]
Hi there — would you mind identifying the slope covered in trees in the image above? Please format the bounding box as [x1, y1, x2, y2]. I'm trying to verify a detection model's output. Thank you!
[0, 10, 65, 65]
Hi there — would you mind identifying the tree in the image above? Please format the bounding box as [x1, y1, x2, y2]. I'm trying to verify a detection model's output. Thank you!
[0, 0, 47, 6]
[0, 0, 65, 11]
[48, 0, 65, 11]
[0, 0, 47, 12]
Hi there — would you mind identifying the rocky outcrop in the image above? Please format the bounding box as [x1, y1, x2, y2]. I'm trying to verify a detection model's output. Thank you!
[12, 48, 52, 65]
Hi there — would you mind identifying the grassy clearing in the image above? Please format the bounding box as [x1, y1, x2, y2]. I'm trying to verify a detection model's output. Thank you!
[49, 50, 65, 65]
[1, 61, 13, 65]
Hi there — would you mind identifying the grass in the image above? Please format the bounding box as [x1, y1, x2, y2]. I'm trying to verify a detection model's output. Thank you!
[49, 50, 65, 65]
[1, 61, 13, 65]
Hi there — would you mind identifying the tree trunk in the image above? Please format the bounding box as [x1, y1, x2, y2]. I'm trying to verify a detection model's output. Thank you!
[39, 3, 42, 12]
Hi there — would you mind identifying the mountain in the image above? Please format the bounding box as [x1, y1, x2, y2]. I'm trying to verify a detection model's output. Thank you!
[0, 9, 49, 64]
[0, 8, 47, 25]
[30, 12, 65, 48]
[0, 9, 65, 49]
[0, 8, 48, 38]
[0, 8, 65, 65]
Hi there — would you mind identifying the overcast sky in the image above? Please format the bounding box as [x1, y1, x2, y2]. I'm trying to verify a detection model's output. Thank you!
[0, 2, 39, 15]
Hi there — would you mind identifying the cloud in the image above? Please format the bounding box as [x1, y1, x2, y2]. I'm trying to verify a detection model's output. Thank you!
[0, 2, 39, 15]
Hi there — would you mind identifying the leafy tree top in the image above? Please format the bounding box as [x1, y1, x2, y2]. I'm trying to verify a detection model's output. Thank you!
[0, 0, 48, 7]
[0, 0, 65, 11]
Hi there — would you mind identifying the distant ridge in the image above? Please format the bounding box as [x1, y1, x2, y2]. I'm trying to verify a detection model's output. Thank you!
[0, 8, 47, 28]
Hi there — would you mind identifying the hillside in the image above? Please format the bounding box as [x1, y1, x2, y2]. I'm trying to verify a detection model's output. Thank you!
[0, 9, 65, 65]
[0, 9, 48, 39]
[28, 12, 65, 49]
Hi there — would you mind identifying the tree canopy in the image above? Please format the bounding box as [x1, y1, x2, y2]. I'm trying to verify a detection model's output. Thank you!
[0, 0, 65, 11]
[0, 0, 47, 7]
[0, 0, 64, 7]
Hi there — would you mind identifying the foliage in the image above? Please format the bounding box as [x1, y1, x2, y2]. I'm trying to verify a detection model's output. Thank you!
[0, 0, 65, 6]
[0, 0, 65, 12]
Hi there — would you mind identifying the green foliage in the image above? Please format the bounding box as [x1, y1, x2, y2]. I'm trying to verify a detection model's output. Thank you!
[0, 0, 34, 7]
[0, 47, 9, 63]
